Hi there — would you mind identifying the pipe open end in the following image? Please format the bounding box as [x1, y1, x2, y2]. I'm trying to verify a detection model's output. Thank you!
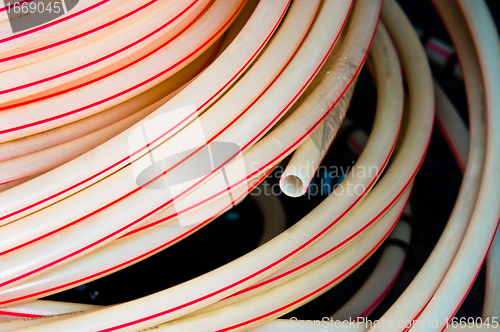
[280, 174, 306, 197]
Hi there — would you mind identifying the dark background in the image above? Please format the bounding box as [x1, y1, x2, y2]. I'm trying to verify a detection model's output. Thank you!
[46, 0, 499, 323]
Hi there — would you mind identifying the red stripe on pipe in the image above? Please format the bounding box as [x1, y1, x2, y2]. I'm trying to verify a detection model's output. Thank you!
[0, 0, 204, 95]
[0, 0, 159, 63]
